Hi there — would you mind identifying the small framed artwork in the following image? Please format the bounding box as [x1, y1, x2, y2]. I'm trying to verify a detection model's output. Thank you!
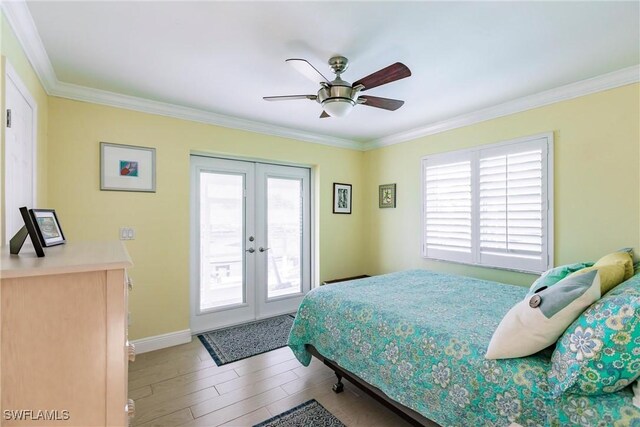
[379, 184, 396, 208]
[333, 183, 352, 214]
[101, 142, 156, 192]
[29, 209, 66, 247]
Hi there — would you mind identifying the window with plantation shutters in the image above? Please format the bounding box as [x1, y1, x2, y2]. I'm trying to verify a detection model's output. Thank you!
[423, 153, 473, 264]
[422, 133, 553, 273]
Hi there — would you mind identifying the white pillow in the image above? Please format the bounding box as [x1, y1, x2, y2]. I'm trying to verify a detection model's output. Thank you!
[486, 270, 601, 359]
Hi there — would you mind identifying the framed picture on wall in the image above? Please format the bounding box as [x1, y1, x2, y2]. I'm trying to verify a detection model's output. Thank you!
[379, 183, 396, 208]
[100, 142, 156, 192]
[333, 183, 352, 214]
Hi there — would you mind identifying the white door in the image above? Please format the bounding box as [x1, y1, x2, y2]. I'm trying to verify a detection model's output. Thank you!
[255, 163, 311, 318]
[4, 66, 36, 244]
[190, 156, 311, 333]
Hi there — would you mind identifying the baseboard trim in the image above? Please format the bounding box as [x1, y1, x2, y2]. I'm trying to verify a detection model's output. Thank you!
[131, 329, 192, 354]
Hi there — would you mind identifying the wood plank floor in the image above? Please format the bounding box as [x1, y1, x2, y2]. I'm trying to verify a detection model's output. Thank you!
[128, 338, 411, 427]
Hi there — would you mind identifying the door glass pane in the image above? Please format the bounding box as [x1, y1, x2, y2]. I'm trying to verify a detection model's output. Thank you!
[267, 177, 302, 298]
[200, 172, 244, 310]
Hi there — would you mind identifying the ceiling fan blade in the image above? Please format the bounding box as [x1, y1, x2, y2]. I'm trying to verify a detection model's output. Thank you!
[358, 95, 404, 111]
[320, 111, 330, 118]
[286, 59, 331, 84]
[353, 62, 411, 91]
[263, 95, 317, 101]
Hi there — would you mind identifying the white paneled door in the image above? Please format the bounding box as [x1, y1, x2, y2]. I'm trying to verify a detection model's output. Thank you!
[4, 66, 36, 244]
[190, 156, 311, 333]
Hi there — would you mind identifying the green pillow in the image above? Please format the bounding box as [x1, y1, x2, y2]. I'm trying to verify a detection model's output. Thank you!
[527, 262, 594, 297]
[548, 274, 640, 396]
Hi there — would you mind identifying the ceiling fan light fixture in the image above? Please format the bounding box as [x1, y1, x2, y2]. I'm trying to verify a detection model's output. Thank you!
[322, 98, 355, 117]
[318, 84, 357, 117]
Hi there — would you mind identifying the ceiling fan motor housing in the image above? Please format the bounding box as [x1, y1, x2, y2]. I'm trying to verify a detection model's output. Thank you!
[317, 83, 357, 106]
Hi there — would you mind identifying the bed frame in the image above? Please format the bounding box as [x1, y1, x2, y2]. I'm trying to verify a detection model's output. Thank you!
[306, 344, 441, 427]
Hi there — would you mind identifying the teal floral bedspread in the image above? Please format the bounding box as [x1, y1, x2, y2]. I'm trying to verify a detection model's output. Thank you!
[288, 270, 639, 427]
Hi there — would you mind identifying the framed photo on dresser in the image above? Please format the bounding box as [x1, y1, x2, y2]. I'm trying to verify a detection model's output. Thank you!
[29, 209, 66, 247]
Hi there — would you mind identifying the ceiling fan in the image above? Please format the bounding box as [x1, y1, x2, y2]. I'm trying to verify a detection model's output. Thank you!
[263, 56, 411, 118]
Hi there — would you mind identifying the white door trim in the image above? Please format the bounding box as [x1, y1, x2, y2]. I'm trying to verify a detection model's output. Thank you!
[4, 60, 38, 242]
[189, 152, 315, 169]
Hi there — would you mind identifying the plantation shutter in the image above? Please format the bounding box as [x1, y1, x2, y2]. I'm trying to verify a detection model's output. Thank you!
[423, 153, 473, 263]
[478, 138, 548, 272]
[422, 134, 552, 273]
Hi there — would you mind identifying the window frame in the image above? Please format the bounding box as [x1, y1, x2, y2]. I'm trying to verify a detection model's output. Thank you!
[421, 132, 554, 274]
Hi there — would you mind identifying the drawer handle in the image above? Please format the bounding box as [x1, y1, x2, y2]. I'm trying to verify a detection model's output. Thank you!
[127, 342, 136, 362]
[126, 399, 135, 419]
[126, 276, 133, 291]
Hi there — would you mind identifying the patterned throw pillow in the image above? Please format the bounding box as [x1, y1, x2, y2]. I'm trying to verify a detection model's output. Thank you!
[549, 274, 640, 396]
[527, 262, 594, 297]
[486, 270, 601, 359]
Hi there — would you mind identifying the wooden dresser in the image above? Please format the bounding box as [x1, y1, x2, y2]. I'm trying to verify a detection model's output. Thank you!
[0, 242, 134, 426]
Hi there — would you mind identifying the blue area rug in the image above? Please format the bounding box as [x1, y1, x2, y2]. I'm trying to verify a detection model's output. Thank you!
[253, 399, 345, 427]
[198, 314, 295, 366]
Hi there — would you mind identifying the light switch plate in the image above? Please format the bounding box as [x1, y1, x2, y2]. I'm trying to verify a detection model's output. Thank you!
[119, 227, 136, 240]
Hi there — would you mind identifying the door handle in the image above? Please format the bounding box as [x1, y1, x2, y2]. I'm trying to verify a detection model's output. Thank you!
[246, 248, 255, 253]
[259, 247, 270, 252]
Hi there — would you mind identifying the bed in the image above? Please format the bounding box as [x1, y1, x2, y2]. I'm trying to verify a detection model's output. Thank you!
[287, 270, 636, 427]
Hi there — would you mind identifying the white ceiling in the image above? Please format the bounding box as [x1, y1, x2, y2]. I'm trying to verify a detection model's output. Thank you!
[23, 1, 640, 144]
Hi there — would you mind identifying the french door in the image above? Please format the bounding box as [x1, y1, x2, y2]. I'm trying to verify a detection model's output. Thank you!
[190, 156, 311, 333]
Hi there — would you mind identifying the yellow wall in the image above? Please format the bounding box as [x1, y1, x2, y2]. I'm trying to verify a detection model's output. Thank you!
[6, 8, 638, 339]
[38, 84, 640, 339]
[363, 84, 640, 286]
[0, 13, 49, 244]
[47, 97, 365, 340]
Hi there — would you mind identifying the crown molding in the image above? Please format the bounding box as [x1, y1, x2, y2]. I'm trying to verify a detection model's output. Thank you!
[1, 0, 57, 92]
[363, 65, 640, 150]
[3, 0, 638, 153]
[50, 81, 361, 150]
